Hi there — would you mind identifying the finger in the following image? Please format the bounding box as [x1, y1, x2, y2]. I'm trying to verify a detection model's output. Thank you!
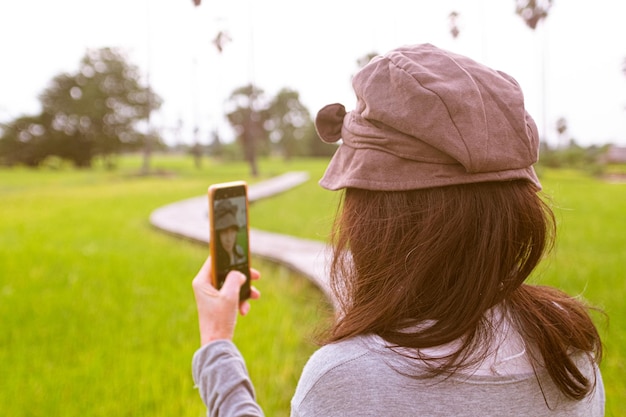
[249, 267, 261, 281]
[221, 270, 246, 300]
[239, 285, 259, 316]
[239, 301, 251, 316]
[249, 286, 261, 300]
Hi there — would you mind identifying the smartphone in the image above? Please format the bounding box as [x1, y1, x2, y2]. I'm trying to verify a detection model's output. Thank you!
[208, 181, 251, 301]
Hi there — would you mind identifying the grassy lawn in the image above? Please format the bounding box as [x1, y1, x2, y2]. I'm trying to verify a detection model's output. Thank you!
[0, 155, 623, 416]
[0, 155, 331, 417]
[536, 170, 626, 417]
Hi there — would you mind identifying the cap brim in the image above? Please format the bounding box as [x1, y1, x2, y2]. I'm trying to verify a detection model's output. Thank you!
[319, 145, 542, 191]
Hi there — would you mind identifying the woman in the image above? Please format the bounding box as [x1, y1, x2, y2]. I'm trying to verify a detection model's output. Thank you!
[191, 43, 604, 416]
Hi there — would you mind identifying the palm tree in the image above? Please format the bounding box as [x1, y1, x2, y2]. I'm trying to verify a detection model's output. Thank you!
[448, 11, 461, 39]
[515, 0, 552, 29]
[515, 0, 552, 143]
[556, 117, 568, 149]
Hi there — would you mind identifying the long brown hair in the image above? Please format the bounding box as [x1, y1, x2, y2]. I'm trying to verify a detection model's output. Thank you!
[326, 180, 602, 400]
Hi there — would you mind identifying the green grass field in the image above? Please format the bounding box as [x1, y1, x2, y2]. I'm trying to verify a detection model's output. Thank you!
[534, 170, 626, 417]
[0, 155, 332, 417]
[1, 155, 624, 416]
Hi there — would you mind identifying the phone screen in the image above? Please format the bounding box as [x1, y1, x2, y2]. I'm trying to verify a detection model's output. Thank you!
[209, 182, 251, 300]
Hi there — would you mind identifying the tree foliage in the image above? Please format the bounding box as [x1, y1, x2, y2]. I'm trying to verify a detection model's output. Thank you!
[0, 47, 161, 168]
[538, 141, 609, 176]
[515, 0, 552, 29]
[0, 115, 51, 167]
[266, 88, 312, 160]
[224, 84, 334, 172]
[356, 52, 379, 69]
[225, 84, 269, 176]
[448, 11, 461, 39]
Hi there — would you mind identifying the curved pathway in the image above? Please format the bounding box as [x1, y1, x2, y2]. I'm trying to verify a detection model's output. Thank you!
[149, 172, 332, 302]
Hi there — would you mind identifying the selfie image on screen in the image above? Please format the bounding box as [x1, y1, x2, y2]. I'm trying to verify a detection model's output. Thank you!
[213, 196, 248, 287]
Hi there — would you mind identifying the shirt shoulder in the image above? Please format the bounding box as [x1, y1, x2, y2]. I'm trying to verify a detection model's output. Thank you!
[291, 335, 392, 415]
[298, 337, 372, 385]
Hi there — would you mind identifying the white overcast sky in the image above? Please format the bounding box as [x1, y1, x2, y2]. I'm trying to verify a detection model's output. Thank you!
[1, 0, 625, 146]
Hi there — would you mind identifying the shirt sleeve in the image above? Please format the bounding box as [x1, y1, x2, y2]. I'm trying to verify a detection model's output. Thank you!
[192, 340, 264, 417]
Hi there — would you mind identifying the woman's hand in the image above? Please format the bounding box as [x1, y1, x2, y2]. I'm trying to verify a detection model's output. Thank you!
[192, 257, 260, 346]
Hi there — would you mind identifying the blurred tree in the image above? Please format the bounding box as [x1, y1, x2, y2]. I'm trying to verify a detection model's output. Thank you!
[190, 142, 203, 169]
[225, 84, 269, 176]
[515, 1, 551, 142]
[448, 11, 461, 39]
[213, 31, 232, 54]
[306, 121, 337, 157]
[38, 47, 162, 168]
[208, 130, 223, 158]
[556, 117, 568, 148]
[0, 115, 51, 166]
[266, 88, 311, 160]
[515, 0, 552, 29]
[356, 52, 379, 69]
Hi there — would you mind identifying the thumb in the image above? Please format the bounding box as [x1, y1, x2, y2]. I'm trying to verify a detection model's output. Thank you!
[221, 270, 246, 298]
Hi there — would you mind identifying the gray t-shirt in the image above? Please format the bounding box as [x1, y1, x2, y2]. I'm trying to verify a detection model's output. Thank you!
[192, 337, 604, 416]
[291, 335, 604, 416]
